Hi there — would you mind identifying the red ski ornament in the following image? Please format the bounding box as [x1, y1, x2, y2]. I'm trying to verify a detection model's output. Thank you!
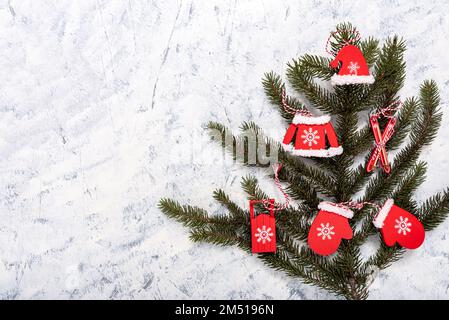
[250, 199, 276, 253]
[366, 114, 397, 174]
[308, 202, 354, 256]
[373, 199, 425, 249]
[330, 44, 375, 86]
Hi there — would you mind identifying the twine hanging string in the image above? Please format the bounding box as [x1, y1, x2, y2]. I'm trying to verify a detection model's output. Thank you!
[372, 100, 403, 119]
[333, 200, 381, 212]
[259, 163, 290, 212]
[325, 27, 361, 56]
[280, 88, 313, 117]
[256, 163, 382, 214]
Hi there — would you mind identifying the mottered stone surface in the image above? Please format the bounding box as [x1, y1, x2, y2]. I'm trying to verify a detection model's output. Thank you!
[1, 0, 449, 299]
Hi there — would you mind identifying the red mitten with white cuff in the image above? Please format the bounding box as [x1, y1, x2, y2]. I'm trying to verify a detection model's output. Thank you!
[308, 202, 354, 256]
[373, 199, 425, 249]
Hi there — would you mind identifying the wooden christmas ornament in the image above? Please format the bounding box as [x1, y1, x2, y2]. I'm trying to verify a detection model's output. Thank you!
[366, 101, 403, 174]
[327, 28, 375, 86]
[373, 199, 425, 249]
[250, 199, 277, 253]
[330, 45, 375, 85]
[308, 202, 354, 256]
[282, 114, 343, 158]
[366, 114, 397, 173]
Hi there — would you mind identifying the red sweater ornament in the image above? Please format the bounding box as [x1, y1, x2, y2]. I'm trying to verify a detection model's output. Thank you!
[282, 114, 343, 158]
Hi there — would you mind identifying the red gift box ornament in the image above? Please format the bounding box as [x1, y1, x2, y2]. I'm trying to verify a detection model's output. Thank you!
[373, 199, 425, 249]
[280, 89, 343, 158]
[308, 202, 354, 256]
[250, 199, 277, 253]
[326, 27, 375, 86]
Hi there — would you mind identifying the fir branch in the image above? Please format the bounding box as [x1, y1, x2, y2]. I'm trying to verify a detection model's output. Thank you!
[346, 98, 419, 195]
[391, 161, 426, 211]
[262, 72, 306, 122]
[364, 240, 404, 270]
[270, 230, 350, 298]
[286, 58, 340, 113]
[281, 153, 337, 198]
[361, 80, 441, 208]
[327, 22, 362, 57]
[360, 37, 380, 66]
[208, 120, 337, 199]
[213, 189, 249, 223]
[354, 36, 406, 112]
[190, 228, 243, 247]
[347, 97, 417, 156]
[294, 54, 334, 80]
[160, 26, 449, 301]
[159, 198, 231, 228]
[283, 172, 320, 209]
[418, 189, 449, 231]
[240, 175, 312, 241]
[333, 243, 369, 300]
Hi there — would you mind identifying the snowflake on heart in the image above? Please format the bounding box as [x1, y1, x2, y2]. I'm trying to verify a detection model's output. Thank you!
[347, 61, 360, 75]
[394, 216, 412, 235]
[255, 225, 274, 244]
[316, 222, 335, 240]
[301, 127, 320, 147]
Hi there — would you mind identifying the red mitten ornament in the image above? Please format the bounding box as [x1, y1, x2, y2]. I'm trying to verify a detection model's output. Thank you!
[330, 44, 375, 86]
[250, 199, 276, 253]
[373, 199, 425, 249]
[282, 114, 343, 158]
[308, 202, 354, 256]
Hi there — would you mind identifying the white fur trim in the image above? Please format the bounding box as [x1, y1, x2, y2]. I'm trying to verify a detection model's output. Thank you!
[373, 199, 394, 228]
[318, 202, 354, 219]
[292, 114, 331, 125]
[331, 74, 375, 86]
[282, 145, 343, 158]
[326, 146, 343, 156]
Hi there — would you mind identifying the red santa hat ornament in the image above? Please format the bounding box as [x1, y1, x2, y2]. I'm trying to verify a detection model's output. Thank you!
[327, 28, 375, 86]
[280, 90, 343, 158]
[308, 202, 354, 256]
[373, 199, 425, 249]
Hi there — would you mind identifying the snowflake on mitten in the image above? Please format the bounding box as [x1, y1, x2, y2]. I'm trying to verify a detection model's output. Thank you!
[394, 216, 412, 235]
[316, 223, 335, 240]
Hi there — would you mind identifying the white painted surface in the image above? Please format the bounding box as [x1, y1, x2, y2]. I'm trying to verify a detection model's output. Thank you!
[1, 0, 449, 299]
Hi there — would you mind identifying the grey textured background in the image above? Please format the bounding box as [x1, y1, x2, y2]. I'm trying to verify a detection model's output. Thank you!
[1, 0, 449, 299]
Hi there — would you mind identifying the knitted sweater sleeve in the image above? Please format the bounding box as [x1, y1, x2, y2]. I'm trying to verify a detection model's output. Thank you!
[324, 122, 340, 147]
[283, 124, 298, 145]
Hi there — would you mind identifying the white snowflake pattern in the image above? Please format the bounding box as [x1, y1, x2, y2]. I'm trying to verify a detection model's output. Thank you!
[300, 127, 320, 147]
[394, 216, 412, 235]
[316, 222, 335, 240]
[254, 225, 274, 244]
[347, 61, 360, 75]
